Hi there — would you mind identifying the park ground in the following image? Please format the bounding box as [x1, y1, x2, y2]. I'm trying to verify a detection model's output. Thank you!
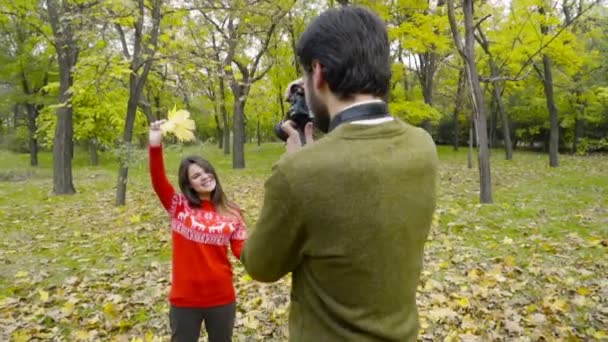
[0, 143, 607, 341]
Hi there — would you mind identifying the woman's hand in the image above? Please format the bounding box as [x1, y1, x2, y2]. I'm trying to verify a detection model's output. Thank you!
[149, 120, 166, 147]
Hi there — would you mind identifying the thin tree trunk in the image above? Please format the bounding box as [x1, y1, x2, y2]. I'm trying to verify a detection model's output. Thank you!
[154, 95, 161, 120]
[448, 0, 493, 203]
[453, 69, 465, 151]
[572, 116, 584, 154]
[476, 23, 513, 160]
[468, 115, 474, 169]
[89, 139, 99, 166]
[11, 104, 19, 132]
[219, 77, 230, 155]
[115, 0, 162, 206]
[489, 94, 497, 148]
[542, 54, 560, 167]
[257, 118, 261, 146]
[116, 82, 139, 206]
[213, 110, 223, 149]
[232, 96, 246, 169]
[489, 62, 513, 160]
[25, 104, 38, 166]
[418, 52, 436, 135]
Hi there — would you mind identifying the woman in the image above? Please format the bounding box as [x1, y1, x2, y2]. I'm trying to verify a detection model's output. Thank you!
[149, 120, 247, 342]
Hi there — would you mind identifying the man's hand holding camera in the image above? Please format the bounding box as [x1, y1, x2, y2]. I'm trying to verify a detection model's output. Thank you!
[275, 78, 315, 153]
[281, 119, 314, 154]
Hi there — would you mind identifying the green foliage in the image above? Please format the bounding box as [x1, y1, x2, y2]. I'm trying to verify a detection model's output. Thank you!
[390, 100, 442, 126]
[0, 126, 29, 153]
[0, 0, 607, 159]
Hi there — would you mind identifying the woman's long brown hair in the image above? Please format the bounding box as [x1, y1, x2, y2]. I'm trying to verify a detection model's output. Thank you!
[178, 156, 242, 220]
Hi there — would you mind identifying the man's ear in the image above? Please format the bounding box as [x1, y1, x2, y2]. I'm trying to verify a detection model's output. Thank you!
[311, 60, 324, 90]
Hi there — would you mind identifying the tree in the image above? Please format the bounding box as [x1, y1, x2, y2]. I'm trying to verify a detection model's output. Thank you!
[475, 25, 514, 160]
[537, 3, 560, 167]
[452, 68, 465, 151]
[45, 0, 86, 195]
[448, 0, 493, 203]
[200, 1, 292, 169]
[113, 0, 163, 206]
[0, 1, 55, 166]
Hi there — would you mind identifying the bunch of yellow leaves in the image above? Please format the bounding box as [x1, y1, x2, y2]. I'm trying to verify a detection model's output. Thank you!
[160, 106, 196, 142]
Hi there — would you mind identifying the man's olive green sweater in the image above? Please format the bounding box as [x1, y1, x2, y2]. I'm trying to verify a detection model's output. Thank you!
[241, 118, 438, 341]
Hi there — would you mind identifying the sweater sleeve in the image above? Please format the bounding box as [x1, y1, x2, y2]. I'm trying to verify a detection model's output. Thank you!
[149, 145, 176, 212]
[230, 219, 248, 260]
[240, 168, 304, 282]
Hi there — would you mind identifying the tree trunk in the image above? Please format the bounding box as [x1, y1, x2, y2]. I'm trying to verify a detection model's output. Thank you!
[418, 52, 436, 135]
[489, 95, 498, 148]
[89, 139, 99, 166]
[469, 73, 493, 203]
[213, 110, 223, 149]
[25, 104, 38, 166]
[468, 115, 474, 169]
[541, 54, 560, 167]
[572, 116, 584, 154]
[47, 0, 77, 195]
[219, 77, 230, 155]
[449, 0, 493, 203]
[53, 105, 75, 194]
[278, 84, 286, 119]
[489, 61, 513, 160]
[115, 0, 162, 206]
[11, 104, 19, 132]
[453, 69, 465, 151]
[232, 97, 246, 169]
[154, 95, 161, 120]
[116, 81, 139, 206]
[257, 118, 261, 146]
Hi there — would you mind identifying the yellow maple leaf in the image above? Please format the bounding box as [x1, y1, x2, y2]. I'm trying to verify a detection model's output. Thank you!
[12, 331, 31, 342]
[457, 297, 470, 308]
[39, 289, 49, 302]
[160, 105, 196, 142]
[576, 287, 591, 296]
[62, 301, 75, 316]
[503, 255, 516, 267]
[103, 302, 117, 318]
[593, 331, 607, 340]
[73, 330, 90, 340]
[15, 271, 29, 278]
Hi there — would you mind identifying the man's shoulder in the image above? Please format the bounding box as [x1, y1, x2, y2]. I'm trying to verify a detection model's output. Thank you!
[272, 138, 337, 179]
[394, 119, 437, 152]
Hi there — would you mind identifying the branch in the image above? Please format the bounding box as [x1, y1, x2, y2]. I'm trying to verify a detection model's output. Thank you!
[479, 68, 532, 82]
[233, 59, 249, 80]
[135, 0, 162, 93]
[532, 62, 544, 78]
[249, 20, 279, 79]
[475, 26, 491, 55]
[474, 14, 492, 30]
[114, 23, 130, 59]
[28, 22, 56, 49]
[447, 0, 465, 57]
[512, 0, 600, 79]
[251, 60, 274, 83]
[200, 11, 230, 42]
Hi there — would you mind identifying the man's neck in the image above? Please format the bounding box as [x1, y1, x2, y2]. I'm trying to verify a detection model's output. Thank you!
[328, 94, 384, 119]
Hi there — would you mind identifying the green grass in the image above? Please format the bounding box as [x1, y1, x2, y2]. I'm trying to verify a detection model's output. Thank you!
[0, 144, 606, 341]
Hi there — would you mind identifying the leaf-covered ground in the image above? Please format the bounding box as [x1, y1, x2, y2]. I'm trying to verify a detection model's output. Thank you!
[1, 144, 606, 341]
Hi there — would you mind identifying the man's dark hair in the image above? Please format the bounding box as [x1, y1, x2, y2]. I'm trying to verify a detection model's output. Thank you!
[296, 5, 391, 100]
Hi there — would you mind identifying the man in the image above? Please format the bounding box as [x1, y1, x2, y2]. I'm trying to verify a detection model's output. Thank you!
[240, 5, 438, 341]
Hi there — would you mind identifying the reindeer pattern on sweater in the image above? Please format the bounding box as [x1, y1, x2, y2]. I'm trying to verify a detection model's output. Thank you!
[170, 194, 247, 246]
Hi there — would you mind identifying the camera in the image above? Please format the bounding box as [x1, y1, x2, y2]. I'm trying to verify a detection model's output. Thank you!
[274, 83, 313, 143]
